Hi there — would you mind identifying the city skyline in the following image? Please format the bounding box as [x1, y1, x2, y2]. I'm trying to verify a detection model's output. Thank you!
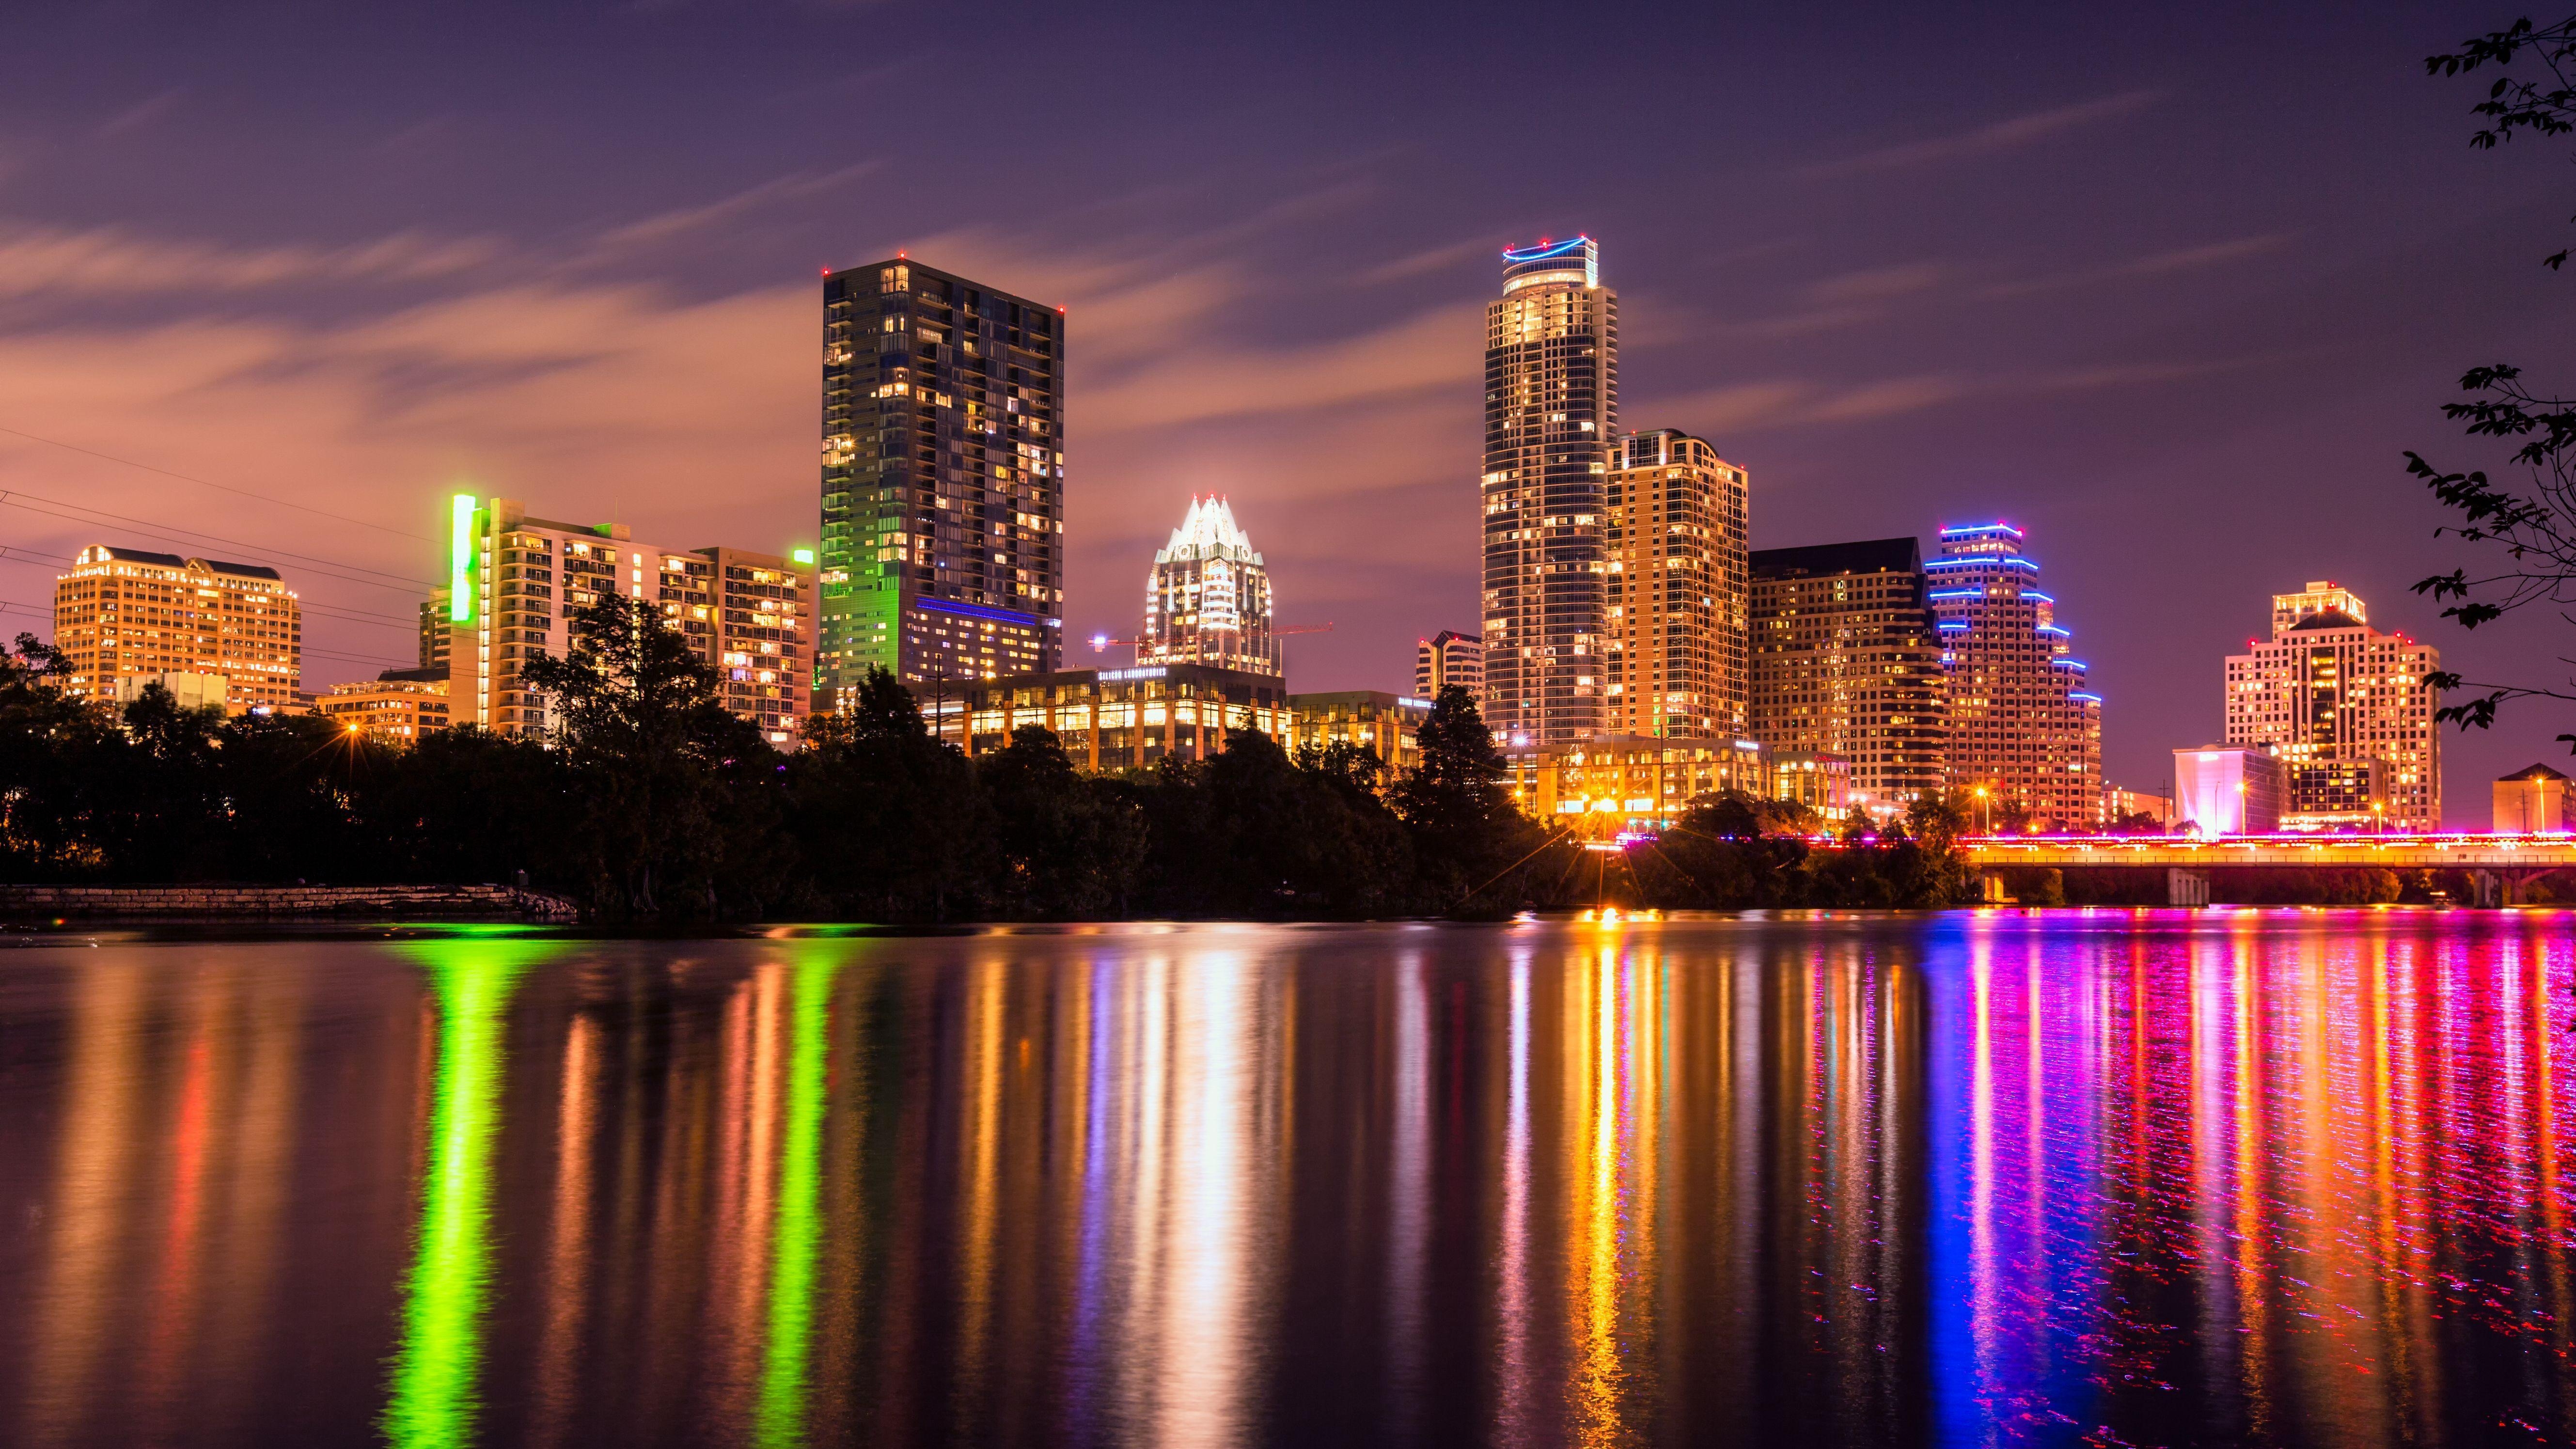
[0, 2, 2566, 821]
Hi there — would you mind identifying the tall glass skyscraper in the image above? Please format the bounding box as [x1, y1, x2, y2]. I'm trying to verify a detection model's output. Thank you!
[1481, 236, 1617, 746]
[818, 257, 1064, 702]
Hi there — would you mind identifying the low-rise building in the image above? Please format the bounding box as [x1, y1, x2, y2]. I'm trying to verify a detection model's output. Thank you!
[940, 662, 1292, 769]
[1287, 691, 1429, 774]
[111, 671, 231, 714]
[1506, 733, 1772, 839]
[317, 677, 451, 741]
[2495, 763, 2575, 834]
[2173, 744, 2287, 836]
[1771, 750, 1853, 821]
[2102, 785, 2173, 827]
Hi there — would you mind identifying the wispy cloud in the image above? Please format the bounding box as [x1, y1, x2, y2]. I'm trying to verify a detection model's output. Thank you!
[0, 225, 505, 299]
[593, 164, 880, 252]
[1636, 351, 2277, 440]
[1807, 260, 1950, 305]
[1980, 233, 2290, 298]
[1800, 90, 2161, 179]
[98, 90, 185, 139]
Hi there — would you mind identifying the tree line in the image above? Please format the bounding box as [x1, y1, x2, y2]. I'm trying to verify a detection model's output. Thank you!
[0, 598, 2001, 921]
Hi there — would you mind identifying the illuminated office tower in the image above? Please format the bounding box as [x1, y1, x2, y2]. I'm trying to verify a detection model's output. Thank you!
[2224, 581, 2441, 830]
[818, 257, 1064, 701]
[1929, 523, 2101, 830]
[1748, 537, 1948, 818]
[417, 588, 451, 675]
[1415, 630, 1482, 699]
[1481, 235, 1615, 746]
[1602, 428, 1747, 737]
[444, 497, 813, 748]
[1137, 496, 1281, 677]
[52, 545, 301, 713]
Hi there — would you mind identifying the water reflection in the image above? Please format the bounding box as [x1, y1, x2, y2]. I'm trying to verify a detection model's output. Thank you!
[0, 914, 2569, 1448]
[383, 942, 538, 1448]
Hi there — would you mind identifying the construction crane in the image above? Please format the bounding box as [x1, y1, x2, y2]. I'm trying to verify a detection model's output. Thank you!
[1087, 621, 1334, 652]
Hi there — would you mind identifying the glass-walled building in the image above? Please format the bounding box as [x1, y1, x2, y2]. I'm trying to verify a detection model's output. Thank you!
[1481, 236, 1616, 748]
[819, 257, 1065, 701]
[1506, 733, 1772, 839]
[1749, 537, 1948, 819]
[939, 663, 1291, 768]
[1929, 522, 2102, 831]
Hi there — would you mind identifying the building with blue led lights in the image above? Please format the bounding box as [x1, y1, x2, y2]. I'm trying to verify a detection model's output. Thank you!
[1929, 523, 2102, 830]
[817, 257, 1065, 700]
[1480, 236, 1617, 747]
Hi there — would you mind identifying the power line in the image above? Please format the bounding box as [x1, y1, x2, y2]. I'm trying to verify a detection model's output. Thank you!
[0, 422, 435, 543]
[0, 544, 418, 629]
[0, 492, 433, 595]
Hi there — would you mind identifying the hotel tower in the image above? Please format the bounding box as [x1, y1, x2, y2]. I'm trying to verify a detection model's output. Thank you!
[1481, 236, 1616, 746]
[818, 257, 1066, 702]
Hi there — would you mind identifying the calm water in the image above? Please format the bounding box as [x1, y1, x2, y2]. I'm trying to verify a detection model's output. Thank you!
[0, 912, 2572, 1448]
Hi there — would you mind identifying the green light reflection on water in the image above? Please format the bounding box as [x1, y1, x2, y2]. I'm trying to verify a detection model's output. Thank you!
[753, 955, 840, 1448]
[380, 942, 548, 1449]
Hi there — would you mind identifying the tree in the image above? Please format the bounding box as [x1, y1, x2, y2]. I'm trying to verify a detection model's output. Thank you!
[2407, 17, 2576, 750]
[788, 667, 989, 921]
[521, 594, 778, 918]
[1388, 684, 1529, 909]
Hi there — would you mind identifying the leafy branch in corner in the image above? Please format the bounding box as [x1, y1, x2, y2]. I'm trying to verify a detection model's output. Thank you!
[2409, 16, 2576, 748]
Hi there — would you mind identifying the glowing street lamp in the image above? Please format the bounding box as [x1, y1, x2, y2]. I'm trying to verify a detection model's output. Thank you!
[1974, 785, 1990, 836]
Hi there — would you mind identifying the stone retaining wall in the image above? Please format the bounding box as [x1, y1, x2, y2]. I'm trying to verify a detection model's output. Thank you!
[0, 883, 582, 923]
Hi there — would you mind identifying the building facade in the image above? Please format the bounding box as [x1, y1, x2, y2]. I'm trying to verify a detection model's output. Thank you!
[1415, 630, 1483, 700]
[1480, 236, 1616, 747]
[2495, 763, 2575, 834]
[1748, 537, 1948, 819]
[52, 545, 301, 713]
[1137, 497, 1280, 676]
[818, 257, 1064, 701]
[1287, 691, 1429, 775]
[2173, 744, 2287, 836]
[2224, 582, 2441, 831]
[1930, 523, 2101, 830]
[1603, 428, 1748, 739]
[444, 497, 812, 748]
[318, 677, 450, 741]
[2102, 785, 2173, 827]
[1504, 734, 1770, 839]
[939, 663, 1290, 768]
[1771, 750, 1853, 821]
[416, 588, 451, 677]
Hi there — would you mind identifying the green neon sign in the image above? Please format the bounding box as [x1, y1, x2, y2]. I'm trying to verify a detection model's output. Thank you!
[449, 494, 475, 624]
[382, 943, 541, 1449]
[754, 956, 840, 1448]
[791, 548, 815, 567]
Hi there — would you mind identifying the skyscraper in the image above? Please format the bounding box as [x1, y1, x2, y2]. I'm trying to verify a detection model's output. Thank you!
[52, 546, 301, 713]
[1481, 236, 1616, 746]
[1137, 496, 1281, 676]
[818, 257, 1064, 701]
[2224, 581, 2441, 830]
[1748, 537, 1948, 817]
[1415, 630, 1483, 700]
[1930, 522, 2102, 830]
[1603, 428, 1747, 738]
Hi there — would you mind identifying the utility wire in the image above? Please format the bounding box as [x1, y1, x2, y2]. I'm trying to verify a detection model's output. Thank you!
[0, 493, 433, 595]
[0, 546, 419, 629]
[0, 422, 435, 543]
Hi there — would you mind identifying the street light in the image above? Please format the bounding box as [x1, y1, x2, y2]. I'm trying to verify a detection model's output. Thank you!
[1974, 785, 1990, 836]
[2372, 799, 2384, 837]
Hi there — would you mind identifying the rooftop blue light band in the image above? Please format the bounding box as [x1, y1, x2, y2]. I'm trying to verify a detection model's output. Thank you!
[2070, 692, 2103, 702]
[1939, 522, 2024, 538]
[1502, 236, 1592, 263]
[1927, 589, 1982, 599]
[914, 597, 1044, 628]
[2019, 591, 2056, 603]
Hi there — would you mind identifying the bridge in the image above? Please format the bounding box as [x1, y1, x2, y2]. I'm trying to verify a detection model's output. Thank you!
[1959, 834, 2576, 906]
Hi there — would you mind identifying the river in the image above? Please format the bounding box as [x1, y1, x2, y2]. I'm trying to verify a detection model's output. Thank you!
[0, 911, 2569, 1447]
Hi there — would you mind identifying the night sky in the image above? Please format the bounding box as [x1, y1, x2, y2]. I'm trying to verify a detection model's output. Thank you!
[2, 1, 2564, 820]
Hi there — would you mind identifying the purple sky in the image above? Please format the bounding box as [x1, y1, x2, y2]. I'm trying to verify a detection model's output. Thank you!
[1, 2, 2567, 821]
